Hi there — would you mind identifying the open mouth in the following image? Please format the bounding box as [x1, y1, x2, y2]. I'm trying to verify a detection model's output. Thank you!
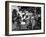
[21, 22, 26, 25]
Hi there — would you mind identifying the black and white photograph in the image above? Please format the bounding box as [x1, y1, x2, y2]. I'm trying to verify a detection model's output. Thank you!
[12, 6, 41, 31]
[5, 1, 45, 36]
